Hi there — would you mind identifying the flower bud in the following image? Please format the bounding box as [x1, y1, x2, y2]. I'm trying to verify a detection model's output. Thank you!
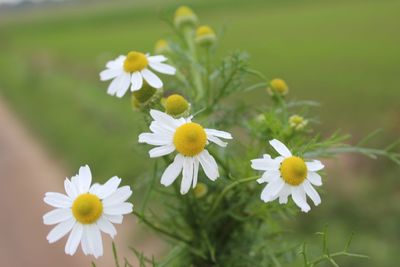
[195, 25, 216, 46]
[164, 94, 190, 116]
[131, 84, 157, 109]
[289, 115, 308, 130]
[174, 6, 198, 29]
[267, 78, 289, 96]
[154, 39, 170, 55]
[193, 183, 208, 198]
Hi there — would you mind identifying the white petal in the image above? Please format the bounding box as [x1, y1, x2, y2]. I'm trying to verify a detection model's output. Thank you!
[65, 223, 83, 255]
[86, 224, 103, 258]
[278, 185, 291, 204]
[103, 214, 123, 224]
[198, 150, 219, 181]
[260, 179, 285, 202]
[104, 202, 133, 215]
[77, 165, 92, 194]
[205, 129, 233, 139]
[97, 216, 117, 238]
[44, 192, 72, 208]
[306, 160, 324, 171]
[102, 186, 132, 207]
[107, 74, 124, 96]
[149, 62, 176, 75]
[149, 145, 175, 158]
[89, 183, 102, 195]
[207, 135, 228, 147]
[291, 186, 311, 212]
[96, 176, 121, 199]
[64, 178, 78, 199]
[141, 69, 163, 89]
[160, 154, 184, 186]
[138, 133, 172, 146]
[149, 121, 175, 135]
[192, 158, 199, 188]
[307, 172, 322, 186]
[251, 157, 280, 171]
[147, 55, 167, 63]
[80, 227, 91, 255]
[180, 157, 194, 195]
[303, 180, 321, 206]
[130, 71, 143, 91]
[256, 170, 280, 184]
[115, 72, 131, 98]
[47, 218, 76, 243]
[269, 139, 292, 157]
[106, 55, 125, 69]
[100, 68, 121, 81]
[43, 208, 73, 225]
[149, 109, 183, 130]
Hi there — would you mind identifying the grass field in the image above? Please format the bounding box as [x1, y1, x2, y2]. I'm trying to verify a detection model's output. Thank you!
[0, 0, 399, 266]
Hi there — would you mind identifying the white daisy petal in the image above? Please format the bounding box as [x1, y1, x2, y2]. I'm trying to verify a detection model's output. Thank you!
[43, 209, 73, 225]
[95, 176, 122, 199]
[149, 62, 176, 75]
[306, 160, 324, 171]
[103, 202, 133, 215]
[106, 55, 125, 69]
[303, 180, 321, 206]
[251, 157, 280, 171]
[198, 150, 219, 181]
[47, 218, 76, 243]
[87, 224, 103, 258]
[161, 154, 184, 186]
[44, 192, 72, 208]
[100, 68, 121, 81]
[141, 69, 163, 89]
[180, 157, 194, 195]
[269, 139, 292, 157]
[149, 145, 175, 158]
[192, 158, 200, 188]
[291, 186, 311, 212]
[64, 178, 78, 199]
[107, 74, 124, 96]
[205, 129, 233, 139]
[260, 179, 285, 202]
[207, 135, 228, 147]
[138, 133, 172, 146]
[115, 72, 131, 98]
[256, 170, 280, 184]
[130, 71, 143, 91]
[278, 185, 291, 204]
[149, 109, 183, 130]
[80, 227, 90, 255]
[102, 186, 132, 207]
[78, 165, 92, 194]
[147, 55, 167, 63]
[307, 172, 322, 186]
[103, 214, 123, 224]
[97, 216, 117, 238]
[89, 183, 101, 195]
[65, 223, 83, 255]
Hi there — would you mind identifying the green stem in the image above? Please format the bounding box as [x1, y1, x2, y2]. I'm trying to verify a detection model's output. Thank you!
[112, 242, 120, 267]
[183, 26, 203, 99]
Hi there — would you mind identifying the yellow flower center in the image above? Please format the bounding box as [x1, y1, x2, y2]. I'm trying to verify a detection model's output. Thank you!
[280, 156, 308, 185]
[196, 25, 215, 37]
[123, 51, 148, 73]
[269, 78, 289, 95]
[72, 193, 103, 224]
[173, 122, 207, 157]
[175, 6, 195, 18]
[165, 94, 189, 116]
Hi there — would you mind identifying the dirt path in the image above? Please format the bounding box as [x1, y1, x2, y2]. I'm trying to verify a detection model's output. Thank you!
[0, 96, 162, 267]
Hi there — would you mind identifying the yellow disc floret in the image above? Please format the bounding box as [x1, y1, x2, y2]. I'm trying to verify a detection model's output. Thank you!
[280, 156, 308, 185]
[195, 25, 217, 46]
[72, 193, 103, 224]
[165, 94, 189, 116]
[173, 122, 207, 156]
[124, 51, 148, 73]
[268, 78, 289, 96]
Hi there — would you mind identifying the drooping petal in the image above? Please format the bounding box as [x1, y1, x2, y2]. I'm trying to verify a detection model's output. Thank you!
[43, 208, 73, 225]
[269, 139, 292, 157]
[207, 135, 228, 147]
[115, 72, 131, 98]
[303, 180, 321, 206]
[291, 186, 311, 212]
[47, 218, 76, 243]
[180, 157, 194, 194]
[107, 74, 125, 96]
[97, 216, 117, 238]
[192, 158, 200, 188]
[141, 69, 163, 89]
[160, 154, 184, 187]
[260, 179, 285, 202]
[130, 71, 143, 91]
[306, 160, 324, 171]
[149, 145, 175, 158]
[44, 192, 72, 208]
[65, 223, 83, 255]
[198, 150, 219, 181]
[205, 129, 233, 139]
[307, 172, 322, 186]
[149, 62, 176, 75]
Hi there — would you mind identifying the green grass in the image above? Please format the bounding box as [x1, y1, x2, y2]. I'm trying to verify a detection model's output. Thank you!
[0, 0, 399, 266]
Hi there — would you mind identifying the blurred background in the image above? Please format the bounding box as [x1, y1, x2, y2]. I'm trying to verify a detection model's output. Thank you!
[0, 0, 399, 266]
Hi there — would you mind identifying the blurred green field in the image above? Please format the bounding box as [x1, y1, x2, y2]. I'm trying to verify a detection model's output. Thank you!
[0, 0, 399, 266]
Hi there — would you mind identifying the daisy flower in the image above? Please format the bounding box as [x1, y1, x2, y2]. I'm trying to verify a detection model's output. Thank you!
[251, 139, 324, 212]
[138, 110, 233, 194]
[43, 165, 133, 258]
[100, 51, 176, 98]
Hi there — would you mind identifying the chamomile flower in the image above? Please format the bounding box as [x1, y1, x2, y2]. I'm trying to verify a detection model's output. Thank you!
[251, 139, 324, 212]
[43, 165, 133, 258]
[138, 110, 233, 194]
[100, 51, 176, 98]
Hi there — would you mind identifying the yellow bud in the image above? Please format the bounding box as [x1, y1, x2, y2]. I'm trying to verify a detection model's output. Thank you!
[289, 115, 308, 130]
[195, 25, 217, 46]
[268, 78, 289, 96]
[193, 183, 208, 198]
[154, 39, 170, 55]
[165, 94, 189, 116]
[174, 6, 198, 28]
